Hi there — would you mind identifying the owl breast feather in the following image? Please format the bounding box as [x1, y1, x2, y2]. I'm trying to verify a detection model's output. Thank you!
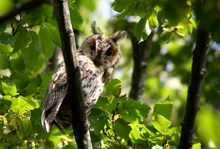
[78, 54, 105, 110]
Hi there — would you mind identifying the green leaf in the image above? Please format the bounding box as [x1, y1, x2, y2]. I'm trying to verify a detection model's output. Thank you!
[25, 76, 41, 95]
[17, 118, 32, 140]
[119, 98, 150, 123]
[9, 96, 39, 116]
[94, 96, 118, 114]
[109, 144, 128, 149]
[192, 143, 201, 149]
[10, 51, 25, 73]
[135, 18, 148, 41]
[132, 0, 149, 17]
[0, 32, 12, 45]
[11, 72, 30, 91]
[0, 43, 13, 53]
[41, 22, 61, 47]
[166, 126, 181, 146]
[22, 4, 53, 25]
[153, 97, 173, 120]
[31, 108, 50, 138]
[21, 31, 46, 75]
[151, 115, 171, 133]
[0, 99, 12, 114]
[1, 82, 17, 96]
[114, 118, 131, 140]
[89, 110, 108, 134]
[105, 79, 122, 96]
[112, 0, 133, 12]
[69, 1, 83, 30]
[14, 28, 32, 52]
[0, 53, 10, 69]
[148, 13, 158, 28]
[161, 0, 189, 25]
[129, 123, 150, 148]
[39, 25, 55, 59]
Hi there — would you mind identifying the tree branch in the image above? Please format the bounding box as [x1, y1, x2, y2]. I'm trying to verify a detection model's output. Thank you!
[52, 0, 92, 148]
[179, 28, 210, 149]
[0, 0, 51, 23]
[129, 30, 155, 100]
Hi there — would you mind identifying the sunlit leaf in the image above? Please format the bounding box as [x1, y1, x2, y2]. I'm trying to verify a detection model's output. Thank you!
[105, 79, 122, 96]
[93, 96, 118, 114]
[119, 98, 150, 123]
[152, 115, 171, 133]
[148, 13, 158, 28]
[153, 97, 173, 120]
[69, 0, 83, 30]
[129, 123, 150, 148]
[9, 96, 39, 116]
[0, 43, 13, 53]
[135, 18, 147, 41]
[192, 143, 201, 149]
[1, 82, 17, 96]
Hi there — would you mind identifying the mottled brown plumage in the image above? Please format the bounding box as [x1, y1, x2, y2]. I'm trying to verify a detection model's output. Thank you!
[41, 24, 126, 132]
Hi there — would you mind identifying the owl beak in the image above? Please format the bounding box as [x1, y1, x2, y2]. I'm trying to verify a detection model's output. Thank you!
[94, 40, 102, 66]
[94, 53, 101, 66]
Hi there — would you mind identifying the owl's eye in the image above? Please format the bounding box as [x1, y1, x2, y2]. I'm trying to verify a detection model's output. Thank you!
[105, 48, 112, 56]
[90, 44, 96, 51]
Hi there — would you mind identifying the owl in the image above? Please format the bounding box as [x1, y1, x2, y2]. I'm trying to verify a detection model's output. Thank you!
[41, 23, 126, 132]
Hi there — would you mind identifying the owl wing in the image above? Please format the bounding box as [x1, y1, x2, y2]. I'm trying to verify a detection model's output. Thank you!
[41, 62, 68, 132]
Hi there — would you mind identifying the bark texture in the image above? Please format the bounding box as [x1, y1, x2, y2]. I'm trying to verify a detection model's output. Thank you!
[179, 28, 210, 149]
[129, 31, 155, 100]
[53, 0, 92, 148]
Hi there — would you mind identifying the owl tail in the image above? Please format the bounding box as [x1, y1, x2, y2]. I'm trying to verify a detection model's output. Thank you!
[41, 111, 52, 133]
[41, 110, 66, 133]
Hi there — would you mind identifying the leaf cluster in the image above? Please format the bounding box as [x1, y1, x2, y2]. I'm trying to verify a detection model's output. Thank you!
[89, 79, 181, 148]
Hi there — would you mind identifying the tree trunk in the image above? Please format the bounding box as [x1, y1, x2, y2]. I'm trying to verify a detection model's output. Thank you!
[179, 28, 210, 149]
[129, 31, 154, 100]
[53, 0, 92, 148]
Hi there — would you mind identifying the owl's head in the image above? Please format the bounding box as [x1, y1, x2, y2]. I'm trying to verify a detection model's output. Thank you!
[79, 22, 126, 69]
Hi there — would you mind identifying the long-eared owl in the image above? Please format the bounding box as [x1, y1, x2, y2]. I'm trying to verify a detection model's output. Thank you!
[41, 22, 126, 132]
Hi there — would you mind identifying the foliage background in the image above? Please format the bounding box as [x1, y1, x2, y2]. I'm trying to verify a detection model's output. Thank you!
[0, 0, 220, 148]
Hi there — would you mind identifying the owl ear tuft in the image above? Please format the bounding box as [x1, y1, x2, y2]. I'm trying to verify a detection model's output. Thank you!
[91, 21, 103, 34]
[110, 31, 127, 42]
